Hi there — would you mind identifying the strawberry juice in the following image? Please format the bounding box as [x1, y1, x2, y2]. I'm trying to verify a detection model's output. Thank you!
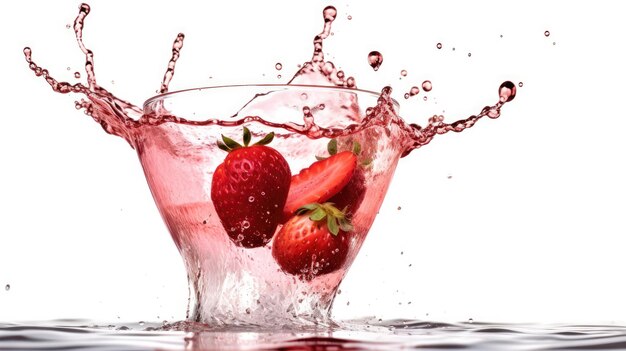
[24, 4, 515, 327]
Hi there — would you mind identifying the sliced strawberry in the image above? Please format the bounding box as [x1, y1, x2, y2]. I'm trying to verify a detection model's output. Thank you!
[272, 203, 353, 279]
[211, 128, 291, 248]
[282, 151, 357, 220]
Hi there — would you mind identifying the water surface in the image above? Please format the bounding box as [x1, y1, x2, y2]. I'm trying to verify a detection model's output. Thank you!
[3, 319, 626, 350]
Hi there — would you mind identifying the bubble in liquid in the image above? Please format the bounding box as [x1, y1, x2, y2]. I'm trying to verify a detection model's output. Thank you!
[242, 221, 251, 229]
[518, 82, 524, 87]
[248, 196, 255, 203]
[544, 30, 550, 37]
[436, 43, 442, 49]
[498, 81, 517, 103]
[4, 284, 9, 291]
[323, 6, 337, 22]
[421, 80, 432, 92]
[367, 51, 383, 71]
[275, 63, 282, 70]
[74, 72, 81, 79]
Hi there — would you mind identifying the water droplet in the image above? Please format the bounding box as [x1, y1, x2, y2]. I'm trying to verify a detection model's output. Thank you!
[500, 34, 504, 38]
[468, 52, 472, 57]
[518, 82, 524, 87]
[318, 103, 326, 110]
[452, 47, 456, 51]
[245, 308, 251, 314]
[138, 321, 145, 326]
[323, 6, 337, 22]
[300, 93, 308, 100]
[277, 74, 282, 79]
[404, 93, 410, 99]
[423, 96, 428, 101]
[74, 72, 81, 79]
[421, 80, 432, 92]
[66, 67, 71, 71]
[347, 15, 352, 20]
[368, 51, 383, 71]
[544, 30, 550, 37]
[5, 284, 10, 291]
[400, 69, 407, 77]
[337, 289, 342, 295]
[553, 41, 556, 46]
[397, 206, 402, 210]
[447, 175, 453, 179]
[410, 86, 420, 96]
[248, 196, 255, 203]
[275, 63, 282, 70]
[347, 301, 350, 306]
[65, 24, 71, 29]
[436, 42, 442, 49]
[468, 318, 474, 324]
[400, 251, 404, 255]
[498, 81, 516, 103]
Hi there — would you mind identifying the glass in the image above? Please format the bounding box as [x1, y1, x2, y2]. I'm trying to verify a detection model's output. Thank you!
[140, 84, 404, 327]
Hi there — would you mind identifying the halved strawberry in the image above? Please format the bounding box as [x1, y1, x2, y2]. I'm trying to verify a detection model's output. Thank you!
[282, 151, 356, 220]
[272, 203, 353, 279]
[211, 127, 291, 248]
[328, 167, 366, 215]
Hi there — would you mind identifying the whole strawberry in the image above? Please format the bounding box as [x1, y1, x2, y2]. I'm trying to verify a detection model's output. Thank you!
[272, 203, 353, 279]
[211, 127, 291, 248]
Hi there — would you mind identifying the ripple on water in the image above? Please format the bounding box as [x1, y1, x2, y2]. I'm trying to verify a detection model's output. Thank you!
[2, 319, 626, 350]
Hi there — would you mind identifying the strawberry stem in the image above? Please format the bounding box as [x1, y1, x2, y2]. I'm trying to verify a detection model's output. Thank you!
[217, 127, 275, 152]
[295, 202, 354, 236]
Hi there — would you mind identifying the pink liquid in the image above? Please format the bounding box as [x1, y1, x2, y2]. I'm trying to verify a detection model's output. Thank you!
[24, 4, 515, 327]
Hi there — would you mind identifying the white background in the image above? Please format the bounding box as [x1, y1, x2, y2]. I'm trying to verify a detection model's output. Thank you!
[1, 0, 625, 325]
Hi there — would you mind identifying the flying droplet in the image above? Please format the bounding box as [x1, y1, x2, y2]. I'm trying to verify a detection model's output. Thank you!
[397, 206, 402, 210]
[498, 81, 516, 103]
[245, 308, 251, 314]
[74, 72, 81, 79]
[400, 69, 407, 77]
[275, 63, 282, 70]
[323, 6, 337, 22]
[423, 96, 428, 101]
[65, 24, 71, 29]
[518, 82, 524, 87]
[66, 67, 71, 71]
[468, 52, 472, 57]
[347, 15, 352, 20]
[436, 43, 442, 49]
[277, 74, 282, 79]
[300, 93, 308, 100]
[421, 80, 432, 92]
[410, 86, 420, 96]
[368, 51, 383, 71]
[404, 93, 410, 99]
[5, 284, 10, 291]
[544, 30, 550, 37]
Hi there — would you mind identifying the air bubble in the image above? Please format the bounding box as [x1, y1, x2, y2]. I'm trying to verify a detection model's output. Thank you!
[261, 191, 266, 195]
[367, 51, 383, 71]
[242, 221, 251, 229]
[248, 196, 255, 203]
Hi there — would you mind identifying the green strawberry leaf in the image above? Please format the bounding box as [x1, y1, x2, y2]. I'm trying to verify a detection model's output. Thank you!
[216, 140, 230, 152]
[338, 218, 354, 232]
[315, 155, 328, 161]
[243, 126, 251, 146]
[327, 215, 339, 236]
[296, 203, 319, 215]
[254, 132, 275, 146]
[309, 207, 327, 221]
[327, 139, 338, 155]
[352, 141, 361, 155]
[222, 134, 242, 150]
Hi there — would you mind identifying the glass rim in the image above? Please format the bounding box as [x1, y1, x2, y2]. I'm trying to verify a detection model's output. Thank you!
[143, 83, 400, 110]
